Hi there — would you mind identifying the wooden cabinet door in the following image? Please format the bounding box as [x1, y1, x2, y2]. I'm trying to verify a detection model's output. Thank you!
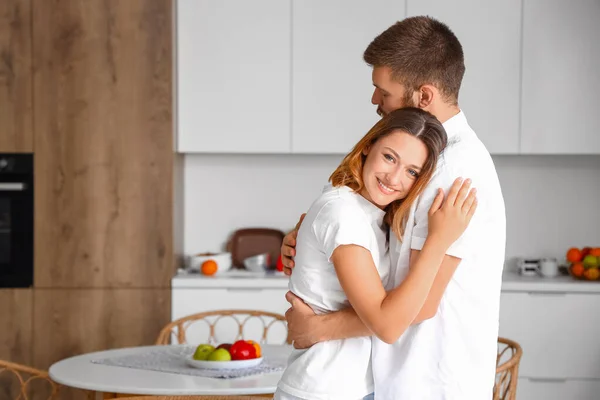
[0, 289, 33, 399]
[291, 0, 405, 154]
[521, 0, 600, 154]
[0, 0, 33, 153]
[32, 0, 174, 288]
[176, 0, 292, 153]
[32, 289, 170, 368]
[406, 0, 522, 154]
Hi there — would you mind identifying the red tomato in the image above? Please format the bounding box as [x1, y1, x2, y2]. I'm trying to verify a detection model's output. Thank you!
[230, 340, 257, 360]
[276, 254, 284, 272]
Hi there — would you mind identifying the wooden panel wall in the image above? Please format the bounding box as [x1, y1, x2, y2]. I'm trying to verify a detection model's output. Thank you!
[0, 289, 33, 400]
[33, 0, 174, 288]
[1, 3, 175, 399]
[0, 0, 33, 152]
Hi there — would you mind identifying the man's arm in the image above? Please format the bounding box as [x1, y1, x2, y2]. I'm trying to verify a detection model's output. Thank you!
[285, 292, 371, 348]
[286, 252, 460, 348]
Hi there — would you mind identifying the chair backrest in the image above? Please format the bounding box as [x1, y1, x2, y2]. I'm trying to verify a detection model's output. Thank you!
[0, 360, 59, 400]
[494, 337, 523, 400]
[156, 309, 289, 345]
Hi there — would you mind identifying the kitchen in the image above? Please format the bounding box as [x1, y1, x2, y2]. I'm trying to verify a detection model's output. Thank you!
[1, 0, 600, 399]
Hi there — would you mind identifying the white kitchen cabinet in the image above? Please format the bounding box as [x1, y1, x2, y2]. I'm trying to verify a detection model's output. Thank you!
[499, 291, 600, 379]
[176, 0, 291, 153]
[520, 0, 600, 154]
[406, 0, 521, 154]
[499, 271, 600, 399]
[517, 378, 600, 400]
[171, 273, 289, 345]
[291, 0, 405, 154]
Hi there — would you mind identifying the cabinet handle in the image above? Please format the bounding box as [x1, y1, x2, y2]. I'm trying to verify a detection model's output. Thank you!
[527, 291, 567, 296]
[225, 288, 265, 293]
[528, 378, 567, 383]
[0, 182, 26, 191]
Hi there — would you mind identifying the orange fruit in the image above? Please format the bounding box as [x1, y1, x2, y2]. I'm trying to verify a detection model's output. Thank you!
[566, 248, 583, 263]
[583, 267, 600, 281]
[201, 260, 218, 276]
[570, 262, 585, 278]
[246, 340, 261, 357]
[589, 248, 600, 257]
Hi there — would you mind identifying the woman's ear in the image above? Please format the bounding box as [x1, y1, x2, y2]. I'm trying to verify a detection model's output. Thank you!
[362, 145, 371, 156]
[418, 85, 435, 108]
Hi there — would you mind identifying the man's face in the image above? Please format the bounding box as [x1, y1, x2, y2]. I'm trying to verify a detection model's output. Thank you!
[371, 66, 417, 116]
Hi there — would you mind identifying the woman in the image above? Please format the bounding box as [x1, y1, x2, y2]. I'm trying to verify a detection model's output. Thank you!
[275, 107, 477, 400]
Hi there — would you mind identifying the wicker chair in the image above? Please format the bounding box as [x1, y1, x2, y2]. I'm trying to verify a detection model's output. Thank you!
[494, 337, 523, 400]
[0, 359, 97, 400]
[0, 360, 60, 400]
[156, 309, 290, 345]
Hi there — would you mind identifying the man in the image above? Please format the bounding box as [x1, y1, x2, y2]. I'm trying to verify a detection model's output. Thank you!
[281, 16, 506, 399]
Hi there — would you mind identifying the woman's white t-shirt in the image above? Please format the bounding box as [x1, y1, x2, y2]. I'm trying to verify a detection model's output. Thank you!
[277, 184, 390, 400]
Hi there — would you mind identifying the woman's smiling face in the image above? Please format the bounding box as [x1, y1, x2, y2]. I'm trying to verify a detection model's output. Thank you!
[360, 130, 428, 209]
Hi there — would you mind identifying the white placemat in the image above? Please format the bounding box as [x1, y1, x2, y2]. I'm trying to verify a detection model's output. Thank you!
[91, 345, 287, 379]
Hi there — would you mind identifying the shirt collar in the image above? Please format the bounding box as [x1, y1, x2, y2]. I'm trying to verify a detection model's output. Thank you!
[442, 109, 468, 141]
[337, 185, 386, 221]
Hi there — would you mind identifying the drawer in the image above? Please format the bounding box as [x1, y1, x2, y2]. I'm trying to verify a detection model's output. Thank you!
[499, 292, 600, 379]
[517, 378, 600, 400]
[172, 288, 289, 344]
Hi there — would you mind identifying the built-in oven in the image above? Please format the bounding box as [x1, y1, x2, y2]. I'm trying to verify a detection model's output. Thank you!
[0, 153, 33, 288]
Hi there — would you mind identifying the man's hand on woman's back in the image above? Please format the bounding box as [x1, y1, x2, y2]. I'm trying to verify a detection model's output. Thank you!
[281, 213, 306, 275]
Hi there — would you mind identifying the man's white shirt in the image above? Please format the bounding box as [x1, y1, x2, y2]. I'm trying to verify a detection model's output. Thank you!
[372, 111, 507, 400]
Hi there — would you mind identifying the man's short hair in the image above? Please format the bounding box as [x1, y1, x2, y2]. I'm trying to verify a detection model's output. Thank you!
[364, 16, 465, 105]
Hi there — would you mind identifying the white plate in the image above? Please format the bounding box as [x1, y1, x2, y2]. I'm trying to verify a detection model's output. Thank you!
[185, 356, 263, 370]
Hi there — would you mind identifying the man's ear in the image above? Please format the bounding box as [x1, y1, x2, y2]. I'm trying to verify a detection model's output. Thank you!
[418, 84, 436, 108]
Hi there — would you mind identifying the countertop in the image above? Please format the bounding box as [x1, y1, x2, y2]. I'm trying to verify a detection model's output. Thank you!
[172, 268, 600, 293]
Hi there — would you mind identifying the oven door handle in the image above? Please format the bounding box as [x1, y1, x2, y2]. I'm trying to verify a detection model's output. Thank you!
[0, 182, 26, 191]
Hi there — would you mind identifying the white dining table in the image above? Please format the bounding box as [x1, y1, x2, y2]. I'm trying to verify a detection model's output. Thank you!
[49, 344, 292, 396]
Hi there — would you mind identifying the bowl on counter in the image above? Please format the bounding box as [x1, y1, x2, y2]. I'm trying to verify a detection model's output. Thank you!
[243, 253, 272, 272]
[188, 252, 233, 275]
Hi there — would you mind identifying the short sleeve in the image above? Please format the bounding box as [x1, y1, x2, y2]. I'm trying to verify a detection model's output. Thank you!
[313, 200, 374, 262]
[410, 167, 474, 259]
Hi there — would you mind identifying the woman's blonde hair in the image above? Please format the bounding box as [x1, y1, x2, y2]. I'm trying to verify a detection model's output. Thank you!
[329, 107, 447, 240]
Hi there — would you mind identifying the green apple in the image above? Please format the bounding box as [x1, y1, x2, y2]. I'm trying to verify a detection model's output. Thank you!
[193, 344, 215, 360]
[207, 348, 232, 361]
[583, 255, 599, 269]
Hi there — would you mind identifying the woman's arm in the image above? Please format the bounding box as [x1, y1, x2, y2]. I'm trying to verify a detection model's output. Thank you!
[332, 177, 477, 344]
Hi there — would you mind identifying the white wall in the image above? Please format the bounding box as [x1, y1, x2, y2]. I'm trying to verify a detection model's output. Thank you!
[183, 154, 600, 263]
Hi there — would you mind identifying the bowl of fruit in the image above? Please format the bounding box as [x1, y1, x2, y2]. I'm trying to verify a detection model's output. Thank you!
[566, 247, 600, 281]
[186, 340, 263, 370]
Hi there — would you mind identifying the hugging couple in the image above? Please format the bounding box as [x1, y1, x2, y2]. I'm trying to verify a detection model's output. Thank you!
[274, 16, 506, 400]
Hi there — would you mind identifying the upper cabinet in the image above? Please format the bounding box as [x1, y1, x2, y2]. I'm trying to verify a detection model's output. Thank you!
[407, 0, 522, 154]
[520, 0, 600, 154]
[0, 0, 33, 153]
[176, 0, 600, 155]
[176, 0, 292, 153]
[291, 0, 405, 154]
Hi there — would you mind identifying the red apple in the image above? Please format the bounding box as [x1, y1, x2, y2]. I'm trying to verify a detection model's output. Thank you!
[581, 247, 592, 259]
[216, 343, 232, 352]
[230, 339, 257, 360]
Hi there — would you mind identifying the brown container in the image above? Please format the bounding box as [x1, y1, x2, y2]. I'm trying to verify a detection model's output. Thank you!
[228, 228, 285, 269]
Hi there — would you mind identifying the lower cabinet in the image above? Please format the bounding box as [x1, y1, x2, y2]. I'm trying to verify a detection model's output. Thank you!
[172, 285, 289, 345]
[499, 289, 600, 399]
[517, 378, 600, 400]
